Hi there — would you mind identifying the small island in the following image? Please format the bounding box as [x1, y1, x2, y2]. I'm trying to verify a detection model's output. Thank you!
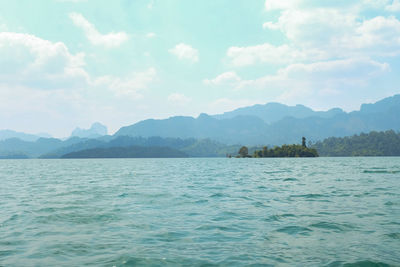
[236, 137, 319, 158]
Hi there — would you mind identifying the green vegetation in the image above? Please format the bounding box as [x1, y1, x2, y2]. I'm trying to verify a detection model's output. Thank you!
[238, 146, 250, 157]
[61, 146, 188, 158]
[237, 138, 318, 158]
[312, 130, 400, 156]
[252, 144, 318, 158]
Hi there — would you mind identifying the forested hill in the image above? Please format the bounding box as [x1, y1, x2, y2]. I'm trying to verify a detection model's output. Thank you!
[61, 146, 188, 158]
[115, 94, 400, 145]
[312, 130, 400, 156]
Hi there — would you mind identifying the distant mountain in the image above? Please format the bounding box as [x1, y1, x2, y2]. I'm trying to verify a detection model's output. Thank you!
[61, 146, 188, 158]
[115, 113, 269, 145]
[41, 136, 239, 158]
[213, 102, 344, 123]
[359, 94, 400, 114]
[2, 94, 400, 157]
[0, 137, 88, 158]
[114, 94, 400, 145]
[0, 134, 239, 159]
[0, 130, 52, 142]
[71, 122, 108, 138]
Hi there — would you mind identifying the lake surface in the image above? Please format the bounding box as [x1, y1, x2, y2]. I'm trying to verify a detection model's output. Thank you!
[0, 158, 399, 266]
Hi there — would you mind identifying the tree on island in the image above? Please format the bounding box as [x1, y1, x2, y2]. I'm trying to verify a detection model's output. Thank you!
[238, 146, 250, 157]
[237, 137, 319, 158]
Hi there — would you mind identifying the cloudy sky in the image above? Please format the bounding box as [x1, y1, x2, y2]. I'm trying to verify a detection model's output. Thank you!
[1, 0, 400, 137]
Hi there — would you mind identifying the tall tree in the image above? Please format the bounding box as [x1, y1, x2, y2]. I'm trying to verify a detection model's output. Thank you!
[238, 146, 249, 157]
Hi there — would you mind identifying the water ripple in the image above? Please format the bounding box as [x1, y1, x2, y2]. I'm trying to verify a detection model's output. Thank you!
[0, 157, 399, 266]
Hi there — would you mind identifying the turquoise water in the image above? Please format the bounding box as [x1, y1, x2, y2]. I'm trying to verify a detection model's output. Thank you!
[0, 158, 399, 266]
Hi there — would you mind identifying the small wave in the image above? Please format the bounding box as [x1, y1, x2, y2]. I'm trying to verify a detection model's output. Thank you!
[253, 201, 269, 208]
[194, 199, 208, 204]
[385, 232, 400, 239]
[212, 211, 239, 221]
[0, 250, 15, 257]
[34, 212, 118, 225]
[325, 260, 391, 267]
[276, 225, 312, 235]
[266, 213, 296, 222]
[263, 170, 288, 174]
[363, 170, 400, 174]
[107, 256, 214, 267]
[309, 222, 355, 232]
[283, 178, 298, 181]
[195, 224, 238, 232]
[384, 201, 397, 206]
[291, 193, 325, 199]
[1, 214, 19, 225]
[209, 192, 228, 198]
[153, 231, 187, 242]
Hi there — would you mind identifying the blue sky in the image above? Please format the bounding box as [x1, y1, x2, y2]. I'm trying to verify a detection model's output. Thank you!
[1, 0, 400, 137]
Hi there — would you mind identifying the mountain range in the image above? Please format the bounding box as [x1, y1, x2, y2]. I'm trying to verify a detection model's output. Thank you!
[116, 94, 400, 145]
[0, 130, 52, 142]
[1, 94, 400, 158]
[71, 122, 108, 138]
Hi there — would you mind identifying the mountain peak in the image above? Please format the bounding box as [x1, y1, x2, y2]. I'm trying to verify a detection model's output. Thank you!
[213, 101, 324, 124]
[71, 122, 108, 138]
[360, 94, 400, 114]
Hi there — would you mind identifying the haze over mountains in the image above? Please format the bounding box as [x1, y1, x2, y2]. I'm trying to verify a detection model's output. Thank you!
[116, 94, 400, 145]
[212, 103, 345, 123]
[1, 94, 400, 158]
[71, 122, 108, 139]
[0, 130, 52, 142]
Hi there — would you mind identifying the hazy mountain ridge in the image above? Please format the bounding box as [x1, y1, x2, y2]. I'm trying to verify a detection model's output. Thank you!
[115, 94, 400, 145]
[71, 122, 108, 138]
[0, 130, 52, 142]
[0, 135, 240, 159]
[0, 137, 92, 158]
[213, 102, 345, 123]
[1, 94, 400, 158]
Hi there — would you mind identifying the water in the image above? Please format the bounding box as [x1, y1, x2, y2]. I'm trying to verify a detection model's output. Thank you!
[0, 158, 399, 266]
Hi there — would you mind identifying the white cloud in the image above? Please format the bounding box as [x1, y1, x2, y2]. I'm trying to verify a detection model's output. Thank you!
[227, 43, 308, 66]
[386, 0, 400, 11]
[147, 0, 154, 9]
[0, 32, 158, 136]
[233, 6, 400, 67]
[273, 8, 357, 49]
[352, 16, 400, 50]
[69, 12, 128, 47]
[146, 32, 156, 38]
[94, 68, 156, 99]
[202, 57, 389, 110]
[169, 43, 199, 63]
[236, 58, 389, 104]
[262, 21, 279, 30]
[167, 93, 191, 106]
[0, 32, 88, 90]
[203, 71, 241, 86]
[0, 32, 155, 99]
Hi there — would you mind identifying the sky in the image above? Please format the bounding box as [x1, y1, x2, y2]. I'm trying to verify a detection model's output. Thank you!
[1, 0, 400, 137]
